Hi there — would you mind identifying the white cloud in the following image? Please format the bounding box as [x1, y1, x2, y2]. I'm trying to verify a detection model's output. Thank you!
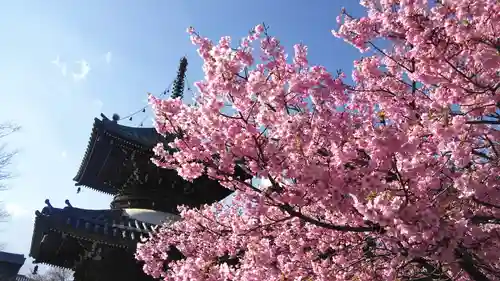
[105, 51, 112, 64]
[60, 64, 67, 76]
[61, 150, 67, 158]
[5, 203, 29, 218]
[72, 59, 91, 81]
[93, 99, 103, 109]
[51, 56, 67, 77]
[50, 56, 60, 65]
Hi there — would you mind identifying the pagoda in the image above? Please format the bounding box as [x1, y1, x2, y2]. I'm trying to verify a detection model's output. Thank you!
[0, 251, 29, 281]
[28, 57, 245, 281]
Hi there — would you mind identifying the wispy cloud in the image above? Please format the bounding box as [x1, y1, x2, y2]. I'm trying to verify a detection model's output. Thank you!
[5, 203, 29, 218]
[60, 150, 67, 158]
[93, 99, 104, 110]
[60, 64, 67, 76]
[51, 56, 67, 76]
[72, 59, 91, 81]
[105, 51, 112, 64]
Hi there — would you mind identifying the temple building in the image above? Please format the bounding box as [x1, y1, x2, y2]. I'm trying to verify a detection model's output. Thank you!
[0, 251, 33, 281]
[28, 57, 244, 281]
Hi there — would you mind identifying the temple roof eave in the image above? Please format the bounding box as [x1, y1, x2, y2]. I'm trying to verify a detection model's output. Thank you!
[72, 117, 100, 184]
[29, 200, 160, 265]
[72, 114, 166, 194]
[0, 251, 26, 265]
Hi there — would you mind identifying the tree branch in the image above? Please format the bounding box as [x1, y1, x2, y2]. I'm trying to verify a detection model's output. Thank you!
[455, 247, 491, 281]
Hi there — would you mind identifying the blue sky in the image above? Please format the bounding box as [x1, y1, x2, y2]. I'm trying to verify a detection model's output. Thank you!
[0, 0, 365, 274]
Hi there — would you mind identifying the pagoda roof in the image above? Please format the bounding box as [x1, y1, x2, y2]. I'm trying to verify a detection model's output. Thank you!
[29, 199, 159, 268]
[73, 114, 250, 210]
[96, 113, 162, 148]
[0, 251, 26, 265]
[73, 114, 171, 194]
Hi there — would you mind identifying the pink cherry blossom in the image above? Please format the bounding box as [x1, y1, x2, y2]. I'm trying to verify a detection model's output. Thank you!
[137, 2, 500, 280]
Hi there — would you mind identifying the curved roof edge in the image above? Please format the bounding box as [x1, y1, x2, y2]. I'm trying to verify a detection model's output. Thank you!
[0, 251, 26, 265]
[72, 114, 169, 192]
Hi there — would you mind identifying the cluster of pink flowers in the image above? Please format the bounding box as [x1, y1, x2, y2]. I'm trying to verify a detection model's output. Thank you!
[136, 1, 500, 280]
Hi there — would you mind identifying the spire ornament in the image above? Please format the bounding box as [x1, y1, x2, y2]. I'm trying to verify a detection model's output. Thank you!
[171, 57, 188, 99]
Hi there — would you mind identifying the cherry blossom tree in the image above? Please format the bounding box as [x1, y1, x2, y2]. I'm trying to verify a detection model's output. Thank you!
[136, 1, 500, 280]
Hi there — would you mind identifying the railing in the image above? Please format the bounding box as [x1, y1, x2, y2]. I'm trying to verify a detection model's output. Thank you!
[16, 275, 34, 281]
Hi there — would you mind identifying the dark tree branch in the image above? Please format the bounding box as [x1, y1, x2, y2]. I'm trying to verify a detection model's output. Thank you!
[470, 216, 500, 225]
[412, 257, 453, 281]
[455, 247, 491, 281]
[473, 197, 500, 209]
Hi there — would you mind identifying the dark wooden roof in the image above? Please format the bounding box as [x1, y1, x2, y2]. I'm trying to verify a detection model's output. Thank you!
[0, 251, 25, 265]
[0, 251, 25, 281]
[29, 200, 159, 268]
[73, 114, 170, 195]
[72, 114, 242, 213]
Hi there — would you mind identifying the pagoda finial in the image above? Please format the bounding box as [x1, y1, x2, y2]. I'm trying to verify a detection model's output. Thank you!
[44, 199, 52, 208]
[65, 199, 73, 208]
[171, 57, 188, 99]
